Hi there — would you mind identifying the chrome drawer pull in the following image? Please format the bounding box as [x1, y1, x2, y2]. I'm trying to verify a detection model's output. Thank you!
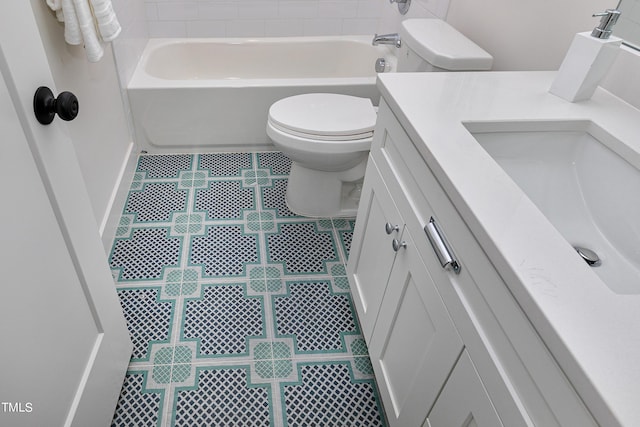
[425, 217, 461, 274]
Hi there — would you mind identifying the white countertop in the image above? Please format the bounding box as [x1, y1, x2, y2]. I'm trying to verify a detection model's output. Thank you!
[377, 71, 640, 427]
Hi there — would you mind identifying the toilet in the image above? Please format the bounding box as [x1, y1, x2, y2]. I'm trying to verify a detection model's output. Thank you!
[267, 19, 493, 217]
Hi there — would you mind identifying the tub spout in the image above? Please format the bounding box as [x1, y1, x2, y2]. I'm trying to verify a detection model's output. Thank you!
[372, 33, 401, 48]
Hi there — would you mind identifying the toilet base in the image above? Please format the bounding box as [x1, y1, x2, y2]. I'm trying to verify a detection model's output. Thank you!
[285, 157, 367, 218]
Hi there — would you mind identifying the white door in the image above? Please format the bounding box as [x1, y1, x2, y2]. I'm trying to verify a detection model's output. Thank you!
[0, 3, 132, 427]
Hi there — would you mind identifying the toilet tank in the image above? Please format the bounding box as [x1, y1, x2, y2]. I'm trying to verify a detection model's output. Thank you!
[397, 19, 493, 72]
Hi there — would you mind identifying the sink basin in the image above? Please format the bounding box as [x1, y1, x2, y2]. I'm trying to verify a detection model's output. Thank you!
[465, 120, 640, 294]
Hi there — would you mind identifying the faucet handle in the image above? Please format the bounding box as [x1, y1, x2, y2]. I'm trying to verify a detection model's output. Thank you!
[591, 8, 621, 39]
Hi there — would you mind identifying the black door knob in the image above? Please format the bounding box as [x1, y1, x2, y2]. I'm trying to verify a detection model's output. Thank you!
[33, 86, 79, 125]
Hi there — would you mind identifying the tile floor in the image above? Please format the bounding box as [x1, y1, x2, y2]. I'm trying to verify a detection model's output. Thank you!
[109, 152, 388, 426]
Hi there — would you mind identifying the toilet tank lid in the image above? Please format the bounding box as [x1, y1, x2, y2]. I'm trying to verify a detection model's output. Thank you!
[268, 93, 377, 137]
[400, 19, 493, 70]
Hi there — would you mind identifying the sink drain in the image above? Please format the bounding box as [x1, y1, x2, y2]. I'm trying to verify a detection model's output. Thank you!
[574, 246, 601, 266]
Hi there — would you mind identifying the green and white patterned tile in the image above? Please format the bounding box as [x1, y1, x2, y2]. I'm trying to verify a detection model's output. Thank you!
[111, 370, 166, 427]
[117, 287, 175, 362]
[243, 169, 271, 187]
[178, 171, 207, 189]
[136, 154, 194, 180]
[265, 221, 339, 276]
[329, 263, 350, 291]
[280, 361, 386, 427]
[257, 151, 291, 176]
[151, 346, 175, 386]
[335, 218, 356, 261]
[196, 153, 253, 177]
[172, 364, 274, 427]
[245, 210, 276, 232]
[249, 265, 284, 293]
[272, 281, 359, 355]
[110, 227, 183, 282]
[260, 178, 302, 218]
[124, 181, 188, 224]
[110, 152, 386, 426]
[115, 215, 134, 238]
[129, 172, 145, 190]
[194, 179, 256, 221]
[170, 213, 204, 236]
[161, 268, 200, 297]
[252, 341, 276, 381]
[189, 224, 260, 278]
[181, 282, 266, 359]
[348, 337, 375, 377]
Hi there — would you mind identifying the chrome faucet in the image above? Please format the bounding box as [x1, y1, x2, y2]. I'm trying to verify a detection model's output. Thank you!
[591, 8, 621, 39]
[372, 33, 401, 49]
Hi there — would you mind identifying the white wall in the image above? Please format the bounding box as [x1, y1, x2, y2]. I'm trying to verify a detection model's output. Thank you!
[444, 0, 613, 70]
[378, 0, 449, 33]
[616, 0, 640, 46]
[602, 45, 640, 109]
[30, 1, 135, 239]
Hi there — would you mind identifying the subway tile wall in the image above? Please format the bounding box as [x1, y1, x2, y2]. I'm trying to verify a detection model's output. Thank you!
[143, 0, 449, 38]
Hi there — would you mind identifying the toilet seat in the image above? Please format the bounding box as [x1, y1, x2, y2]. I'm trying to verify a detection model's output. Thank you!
[268, 120, 373, 141]
[268, 93, 377, 140]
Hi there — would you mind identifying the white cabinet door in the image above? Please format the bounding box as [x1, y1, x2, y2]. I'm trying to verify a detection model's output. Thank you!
[425, 351, 503, 427]
[348, 162, 404, 341]
[369, 227, 464, 427]
[0, 3, 132, 426]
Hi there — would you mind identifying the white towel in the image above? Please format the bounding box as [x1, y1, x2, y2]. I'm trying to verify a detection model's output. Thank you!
[90, 0, 121, 41]
[45, 0, 65, 21]
[45, 0, 121, 62]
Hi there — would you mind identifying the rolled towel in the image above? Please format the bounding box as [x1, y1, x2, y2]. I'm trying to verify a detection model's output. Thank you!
[90, 0, 121, 41]
[45, 0, 65, 21]
[45, 0, 120, 62]
[46, 0, 61, 9]
[72, 0, 104, 62]
[61, 0, 82, 45]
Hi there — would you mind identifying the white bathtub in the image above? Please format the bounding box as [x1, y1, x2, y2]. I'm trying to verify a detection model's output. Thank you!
[128, 36, 396, 152]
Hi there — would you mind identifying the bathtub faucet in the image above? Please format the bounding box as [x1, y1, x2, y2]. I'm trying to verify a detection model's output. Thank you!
[372, 33, 401, 49]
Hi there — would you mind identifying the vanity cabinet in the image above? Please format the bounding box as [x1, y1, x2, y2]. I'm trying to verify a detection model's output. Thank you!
[347, 165, 404, 342]
[349, 161, 464, 425]
[425, 350, 502, 427]
[348, 99, 599, 427]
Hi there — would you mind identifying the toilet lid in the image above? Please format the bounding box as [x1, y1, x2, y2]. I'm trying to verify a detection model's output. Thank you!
[268, 93, 377, 139]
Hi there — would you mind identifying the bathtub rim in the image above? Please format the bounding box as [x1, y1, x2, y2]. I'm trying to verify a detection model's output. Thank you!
[128, 35, 397, 89]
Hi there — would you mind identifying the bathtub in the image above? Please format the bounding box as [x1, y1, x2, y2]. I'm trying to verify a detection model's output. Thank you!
[128, 36, 396, 152]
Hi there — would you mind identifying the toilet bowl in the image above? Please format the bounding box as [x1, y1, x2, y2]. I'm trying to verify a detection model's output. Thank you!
[267, 19, 493, 217]
[267, 93, 377, 217]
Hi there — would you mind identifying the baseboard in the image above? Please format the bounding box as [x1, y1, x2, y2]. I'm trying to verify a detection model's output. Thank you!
[99, 141, 137, 255]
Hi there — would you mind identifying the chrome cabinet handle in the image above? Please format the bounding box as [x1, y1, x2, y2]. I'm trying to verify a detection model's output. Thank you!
[424, 217, 461, 274]
[392, 238, 407, 252]
[385, 222, 399, 235]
